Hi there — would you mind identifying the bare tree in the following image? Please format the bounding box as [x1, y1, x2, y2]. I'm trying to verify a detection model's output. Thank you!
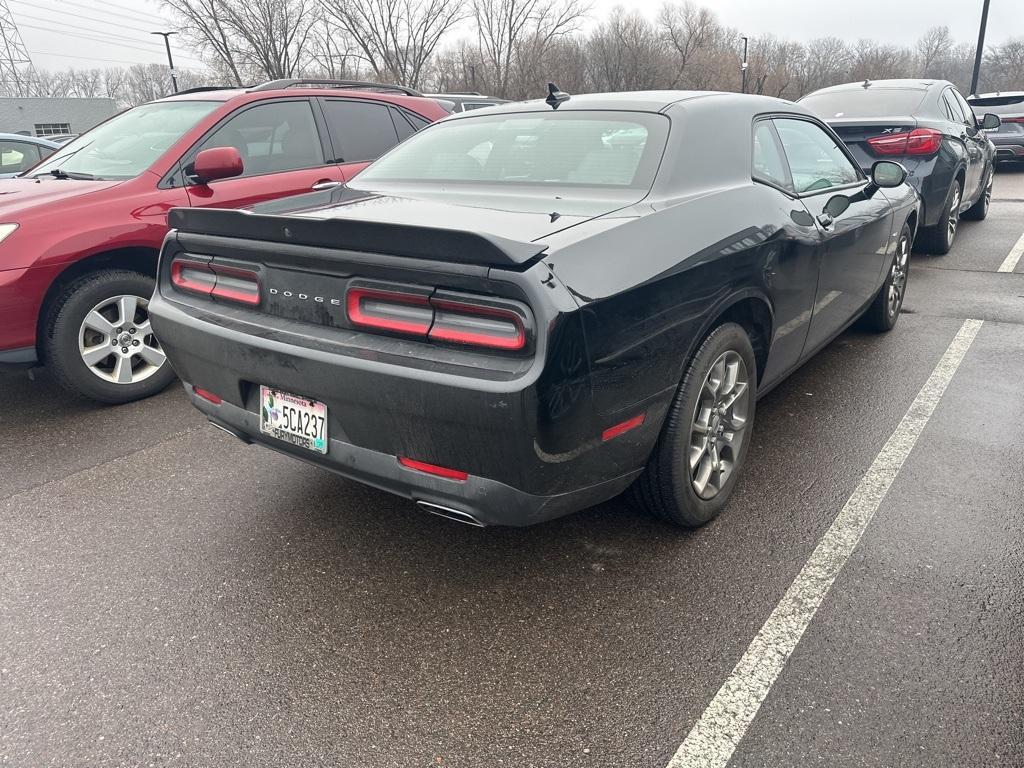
[221, 0, 322, 80]
[320, 0, 467, 88]
[657, 1, 715, 88]
[587, 8, 668, 92]
[473, 0, 590, 98]
[916, 26, 953, 78]
[162, 0, 246, 85]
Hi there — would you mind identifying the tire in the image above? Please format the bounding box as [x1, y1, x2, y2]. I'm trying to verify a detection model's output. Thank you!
[862, 222, 911, 333]
[632, 322, 757, 527]
[43, 270, 176, 404]
[961, 167, 993, 221]
[915, 179, 961, 255]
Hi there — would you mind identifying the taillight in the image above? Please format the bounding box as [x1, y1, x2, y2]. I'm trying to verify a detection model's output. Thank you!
[867, 128, 943, 156]
[398, 457, 468, 481]
[170, 256, 260, 306]
[346, 287, 433, 335]
[428, 299, 526, 351]
[345, 285, 529, 352]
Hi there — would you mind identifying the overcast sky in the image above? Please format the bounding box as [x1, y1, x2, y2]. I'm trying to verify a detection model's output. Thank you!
[12, 0, 1024, 74]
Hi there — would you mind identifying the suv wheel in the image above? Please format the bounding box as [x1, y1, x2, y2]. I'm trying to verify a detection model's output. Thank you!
[632, 322, 757, 527]
[915, 179, 961, 255]
[961, 168, 993, 221]
[44, 270, 176, 404]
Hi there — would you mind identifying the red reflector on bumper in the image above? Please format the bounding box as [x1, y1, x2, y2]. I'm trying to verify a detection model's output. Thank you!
[398, 457, 469, 481]
[601, 413, 646, 441]
[193, 386, 222, 404]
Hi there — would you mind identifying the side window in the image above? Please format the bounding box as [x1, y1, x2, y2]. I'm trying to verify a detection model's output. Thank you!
[322, 100, 401, 163]
[0, 141, 42, 173]
[952, 90, 977, 126]
[195, 100, 324, 178]
[943, 90, 967, 125]
[390, 108, 418, 142]
[774, 118, 861, 195]
[752, 121, 791, 191]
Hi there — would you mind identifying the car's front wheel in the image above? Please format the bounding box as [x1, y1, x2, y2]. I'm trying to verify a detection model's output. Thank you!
[916, 179, 961, 255]
[961, 167, 993, 221]
[863, 222, 912, 332]
[633, 322, 757, 527]
[43, 270, 176, 404]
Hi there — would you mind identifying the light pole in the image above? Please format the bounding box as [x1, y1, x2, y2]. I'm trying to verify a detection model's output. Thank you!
[969, 0, 991, 96]
[151, 31, 179, 93]
[740, 35, 749, 94]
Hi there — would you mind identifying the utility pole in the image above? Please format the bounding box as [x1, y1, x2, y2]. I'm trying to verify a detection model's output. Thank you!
[969, 0, 991, 96]
[151, 31, 179, 93]
[740, 35, 749, 94]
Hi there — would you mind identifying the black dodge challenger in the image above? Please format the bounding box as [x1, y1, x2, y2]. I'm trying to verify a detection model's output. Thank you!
[148, 90, 919, 528]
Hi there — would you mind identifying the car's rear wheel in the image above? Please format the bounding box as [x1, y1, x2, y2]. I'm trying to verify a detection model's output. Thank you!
[633, 322, 756, 527]
[961, 168, 993, 221]
[863, 222, 912, 332]
[916, 179, 961, 255]
[44, 270, 176, 404]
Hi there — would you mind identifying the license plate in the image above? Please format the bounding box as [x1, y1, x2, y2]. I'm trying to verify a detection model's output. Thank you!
[259, 386, 328, 454]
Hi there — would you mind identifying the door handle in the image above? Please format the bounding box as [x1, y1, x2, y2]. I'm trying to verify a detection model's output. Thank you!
[311, 180, 343, 191]
[817, 213, 834, 229]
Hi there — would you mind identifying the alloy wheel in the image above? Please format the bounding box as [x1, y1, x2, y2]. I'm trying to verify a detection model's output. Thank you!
[947, 184, 961, 244]
[982, 174, 993, 214]
[77, 294, 167, 384]
[888, 234, 910, 318]
[688, 350, 750, 500]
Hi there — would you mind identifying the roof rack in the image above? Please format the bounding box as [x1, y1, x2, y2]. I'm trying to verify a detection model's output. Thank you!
[248, 79, 423, 97]
[174, 85, 243, 96]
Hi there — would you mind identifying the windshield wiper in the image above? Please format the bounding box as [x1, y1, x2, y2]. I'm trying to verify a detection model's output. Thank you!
[48, 168, 98, 180]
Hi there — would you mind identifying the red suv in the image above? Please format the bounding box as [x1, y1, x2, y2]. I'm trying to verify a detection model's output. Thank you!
[0, 79, 448, 403]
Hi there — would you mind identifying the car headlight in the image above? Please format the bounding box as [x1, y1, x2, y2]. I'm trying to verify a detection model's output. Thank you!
[0, 223, 18, 243]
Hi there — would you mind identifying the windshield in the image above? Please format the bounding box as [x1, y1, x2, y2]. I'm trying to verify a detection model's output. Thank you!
[356, 111, 669, 190]
[800, 89, 928, 119]
[31, 100, 221, 181]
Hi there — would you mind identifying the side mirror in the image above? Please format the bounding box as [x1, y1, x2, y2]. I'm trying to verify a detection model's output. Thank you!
[980, 113, 1001, 130]
[824, 194, 851, 218]
[871, 160, 907, 189]
[190, 147, 243, 184]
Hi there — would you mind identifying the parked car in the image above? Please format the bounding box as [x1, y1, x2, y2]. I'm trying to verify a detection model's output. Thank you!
[148, 90, 919, 528]
[800, 79, 1000, 254]
[0, 133, 59, 178]
[0, 79, 448, 403]
[968, 92, 1024, 164]
[424, 92, 509, 112]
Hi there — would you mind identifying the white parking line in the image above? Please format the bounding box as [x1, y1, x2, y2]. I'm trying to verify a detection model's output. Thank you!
[997, 231, 1024, 273]
[665, 318, 984, 768]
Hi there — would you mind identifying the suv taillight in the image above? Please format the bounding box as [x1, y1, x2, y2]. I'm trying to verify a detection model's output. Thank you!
[170, 256, 260, 306]
[867, 128, 943, 156]
[346, 286, 528, 351]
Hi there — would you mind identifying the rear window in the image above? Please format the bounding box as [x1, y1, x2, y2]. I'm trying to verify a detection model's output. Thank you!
[356, 111, 669, 190]
[800, 88, 929, 119]
[968, 94, 1024, 116]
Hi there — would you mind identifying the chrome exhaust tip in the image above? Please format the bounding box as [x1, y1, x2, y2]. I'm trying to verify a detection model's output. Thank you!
[207, 419, 252, 444]
[415, 500, 486, 527]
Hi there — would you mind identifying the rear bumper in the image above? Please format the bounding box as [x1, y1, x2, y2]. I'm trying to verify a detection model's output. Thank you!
[149, 291, 666, 527]
[190, 387, 641, 527]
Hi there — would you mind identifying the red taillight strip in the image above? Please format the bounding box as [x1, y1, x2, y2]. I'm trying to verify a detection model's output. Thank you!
[398, 457, 469, 481]
[601, 413, 646, 442]
[209, 264, 260, 306]
[867, 128, 942, 156]
[428, 298, 527, 351]
[192, 385, 222, 404]
[170, 258, 216, 296]
[347, 287, 433, 335]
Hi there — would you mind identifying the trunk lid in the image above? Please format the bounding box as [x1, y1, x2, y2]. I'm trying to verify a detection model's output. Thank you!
[827, 116, 919, 171]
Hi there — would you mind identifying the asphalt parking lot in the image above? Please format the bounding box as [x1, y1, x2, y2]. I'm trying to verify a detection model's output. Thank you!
[3, 168, 1023, 768]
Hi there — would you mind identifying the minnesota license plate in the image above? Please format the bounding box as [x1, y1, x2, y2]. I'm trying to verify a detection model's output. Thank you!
[259, 386, 328, 454]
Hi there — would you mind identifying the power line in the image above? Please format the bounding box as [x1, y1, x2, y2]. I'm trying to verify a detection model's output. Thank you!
[17, 21, 205, 64]
[30, 48, 204, 69]
[9, 0, 169, 29]
[8, 0, 179, 37]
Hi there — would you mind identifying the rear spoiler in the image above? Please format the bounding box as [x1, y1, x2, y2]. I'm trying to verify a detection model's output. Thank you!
[167, 207, 547, 269]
